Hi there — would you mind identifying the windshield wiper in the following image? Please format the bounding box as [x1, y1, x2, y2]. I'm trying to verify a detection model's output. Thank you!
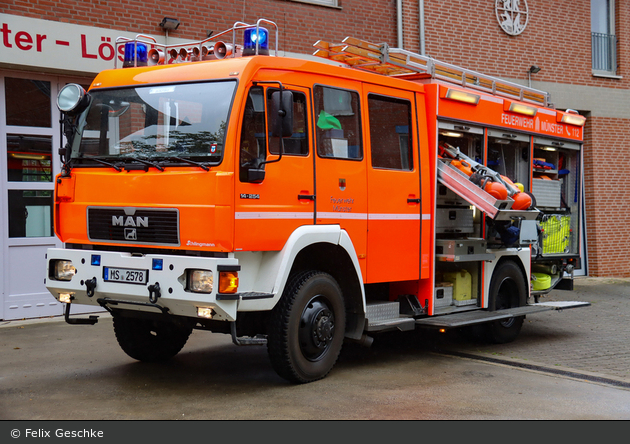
[120, 156, 165, 172]
[82, 156, 123, 172]
[162, 156, 210, 171]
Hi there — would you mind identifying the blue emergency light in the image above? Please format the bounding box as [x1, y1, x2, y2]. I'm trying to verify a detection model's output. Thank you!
[123, 42, 148, 68]
[243, 26, 269, 56]
[152, 258, 164, 271]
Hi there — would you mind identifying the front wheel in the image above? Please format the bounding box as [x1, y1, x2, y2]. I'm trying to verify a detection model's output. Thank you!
[113, 314, 193, 362]
[267, 271, 346, 384]
[483, 260, 528, 344]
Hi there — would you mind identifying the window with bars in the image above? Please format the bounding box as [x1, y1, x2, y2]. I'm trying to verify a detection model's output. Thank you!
[591, 0, 617, 76]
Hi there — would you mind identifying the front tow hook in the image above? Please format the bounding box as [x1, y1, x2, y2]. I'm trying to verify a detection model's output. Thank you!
[84, 277, 97, 297]
[148, 282, 161, 303]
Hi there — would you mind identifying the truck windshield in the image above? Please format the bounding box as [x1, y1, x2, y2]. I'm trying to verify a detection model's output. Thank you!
[69, 80, 236, 166]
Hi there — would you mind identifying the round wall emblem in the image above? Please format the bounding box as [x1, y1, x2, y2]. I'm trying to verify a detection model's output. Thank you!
[495, 0, 529, 36]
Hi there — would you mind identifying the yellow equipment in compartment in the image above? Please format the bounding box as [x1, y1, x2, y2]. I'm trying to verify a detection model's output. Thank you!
[540, 215, 570, 254]
[531, 272, 552, 291]
[443, 270, 472, 301]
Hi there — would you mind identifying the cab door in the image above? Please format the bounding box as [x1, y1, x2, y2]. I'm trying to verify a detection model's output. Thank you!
[313, 83, 368, 279]
[363, 86, 421, 283]
[235, 85, 314, 251]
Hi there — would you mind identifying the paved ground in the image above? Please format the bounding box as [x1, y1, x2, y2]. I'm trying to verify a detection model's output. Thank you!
[1, 276, 628, 383]
[431, 276, 630, 383]
[0, 276, 629, 423]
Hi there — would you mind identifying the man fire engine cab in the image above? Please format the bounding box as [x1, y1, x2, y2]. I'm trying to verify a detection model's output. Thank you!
[45, 19, 589, 383]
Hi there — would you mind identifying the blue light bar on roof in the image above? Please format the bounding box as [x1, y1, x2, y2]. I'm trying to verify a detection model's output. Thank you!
[123, 42, 148, 68]
[243, 26, 269, 56]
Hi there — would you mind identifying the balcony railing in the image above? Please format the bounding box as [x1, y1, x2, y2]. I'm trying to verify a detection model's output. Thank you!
[592, 32, 617, 74]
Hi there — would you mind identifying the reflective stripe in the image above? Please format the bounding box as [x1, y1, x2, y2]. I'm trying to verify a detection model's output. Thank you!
[317, 212, 368, 220]
[235, 212, 313, 220]
[236, 211, 432, 221]
[368, 213, 422, 220]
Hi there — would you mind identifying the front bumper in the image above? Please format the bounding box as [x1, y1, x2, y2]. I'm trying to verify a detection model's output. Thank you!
[45, 248, 241, 321]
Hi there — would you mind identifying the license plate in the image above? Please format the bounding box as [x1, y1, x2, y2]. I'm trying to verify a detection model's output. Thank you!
[103, 267, 148, 284]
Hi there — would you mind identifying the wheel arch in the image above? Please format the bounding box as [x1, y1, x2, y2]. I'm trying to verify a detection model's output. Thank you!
[235, 225, 366, 340]
[486, 254, 529, 310]
[290, 241, 365, 340]
[483, 249, 531, 308]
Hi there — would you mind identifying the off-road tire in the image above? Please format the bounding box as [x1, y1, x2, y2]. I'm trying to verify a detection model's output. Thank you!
[484, 260, 528, 344]
[267, 271, 346, 384]
[113, 315, 193, 362]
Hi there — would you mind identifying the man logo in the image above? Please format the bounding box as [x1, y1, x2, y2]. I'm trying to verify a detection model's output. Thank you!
[112, 215, 149, 227]
[124, 228, 137, 240]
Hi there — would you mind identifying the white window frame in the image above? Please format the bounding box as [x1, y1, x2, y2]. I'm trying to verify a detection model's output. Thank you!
[288, 0, 340, 8]
[591, 0, 619, 78]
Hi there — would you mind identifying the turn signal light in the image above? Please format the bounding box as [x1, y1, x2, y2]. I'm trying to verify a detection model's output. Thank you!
[219, 271, 239, 294]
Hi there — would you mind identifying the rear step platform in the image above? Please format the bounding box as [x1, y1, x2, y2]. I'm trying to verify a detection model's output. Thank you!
[415, 301, 591, 328]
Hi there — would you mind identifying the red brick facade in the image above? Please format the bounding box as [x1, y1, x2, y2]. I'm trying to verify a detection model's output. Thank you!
[411, 1, 630, 277]
[0, 0, 397, 56]
[2, 0, 628, 276]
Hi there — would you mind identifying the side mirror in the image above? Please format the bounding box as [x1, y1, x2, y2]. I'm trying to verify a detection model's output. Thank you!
[247, 168, 265, 184]
[270, 90, 293, 138]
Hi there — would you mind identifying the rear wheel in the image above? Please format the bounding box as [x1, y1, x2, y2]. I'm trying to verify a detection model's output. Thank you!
[484, 260, 527, 344]
[267, 271, 346, 383]
[113, 314, 193, 362]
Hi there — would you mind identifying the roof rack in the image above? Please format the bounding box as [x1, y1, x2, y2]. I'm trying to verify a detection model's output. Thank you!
[313, 36, 551, 107]
[114, 19, 278, 69]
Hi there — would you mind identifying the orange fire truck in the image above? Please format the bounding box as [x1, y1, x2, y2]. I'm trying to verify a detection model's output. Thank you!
[45, 19, 589, 383]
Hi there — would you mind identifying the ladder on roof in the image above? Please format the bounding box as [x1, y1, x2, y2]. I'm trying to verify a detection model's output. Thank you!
[313, 37, 552, 107]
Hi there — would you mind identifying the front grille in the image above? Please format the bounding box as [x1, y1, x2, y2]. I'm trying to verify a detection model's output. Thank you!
[88, 207, 179, 246]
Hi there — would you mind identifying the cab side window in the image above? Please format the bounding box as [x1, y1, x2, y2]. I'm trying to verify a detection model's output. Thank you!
[314, 86, 362, 160]
[239, 87, 266, 181]
[368, 94, 413, 170]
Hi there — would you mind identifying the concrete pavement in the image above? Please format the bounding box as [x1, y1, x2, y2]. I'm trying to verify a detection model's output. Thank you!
[1, 276, 629, 385]
[1, 276, 630, 421]
[431, 276, 630, 384]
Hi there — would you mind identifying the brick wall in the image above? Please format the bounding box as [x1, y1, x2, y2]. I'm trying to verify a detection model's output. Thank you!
[0, 0, 397, 55]
[412, 0, 630, 277]
[583, 116, 630, 276]
[415, 0, 628, 90]
[3, 0, 628, 276]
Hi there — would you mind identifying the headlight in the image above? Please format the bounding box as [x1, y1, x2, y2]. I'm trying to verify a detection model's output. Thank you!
[188, 270, 213, 293]
[52, 260, 76, 281]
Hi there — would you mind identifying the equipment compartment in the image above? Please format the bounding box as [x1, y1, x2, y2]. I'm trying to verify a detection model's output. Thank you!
[436, 238, 495, 262]
[532, 178, 562, 208]
[436, 208, 474, 234]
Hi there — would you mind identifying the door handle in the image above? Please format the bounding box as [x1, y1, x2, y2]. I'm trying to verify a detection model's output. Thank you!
[298, 194, 316, 201]
[407, 198, 421, 204]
